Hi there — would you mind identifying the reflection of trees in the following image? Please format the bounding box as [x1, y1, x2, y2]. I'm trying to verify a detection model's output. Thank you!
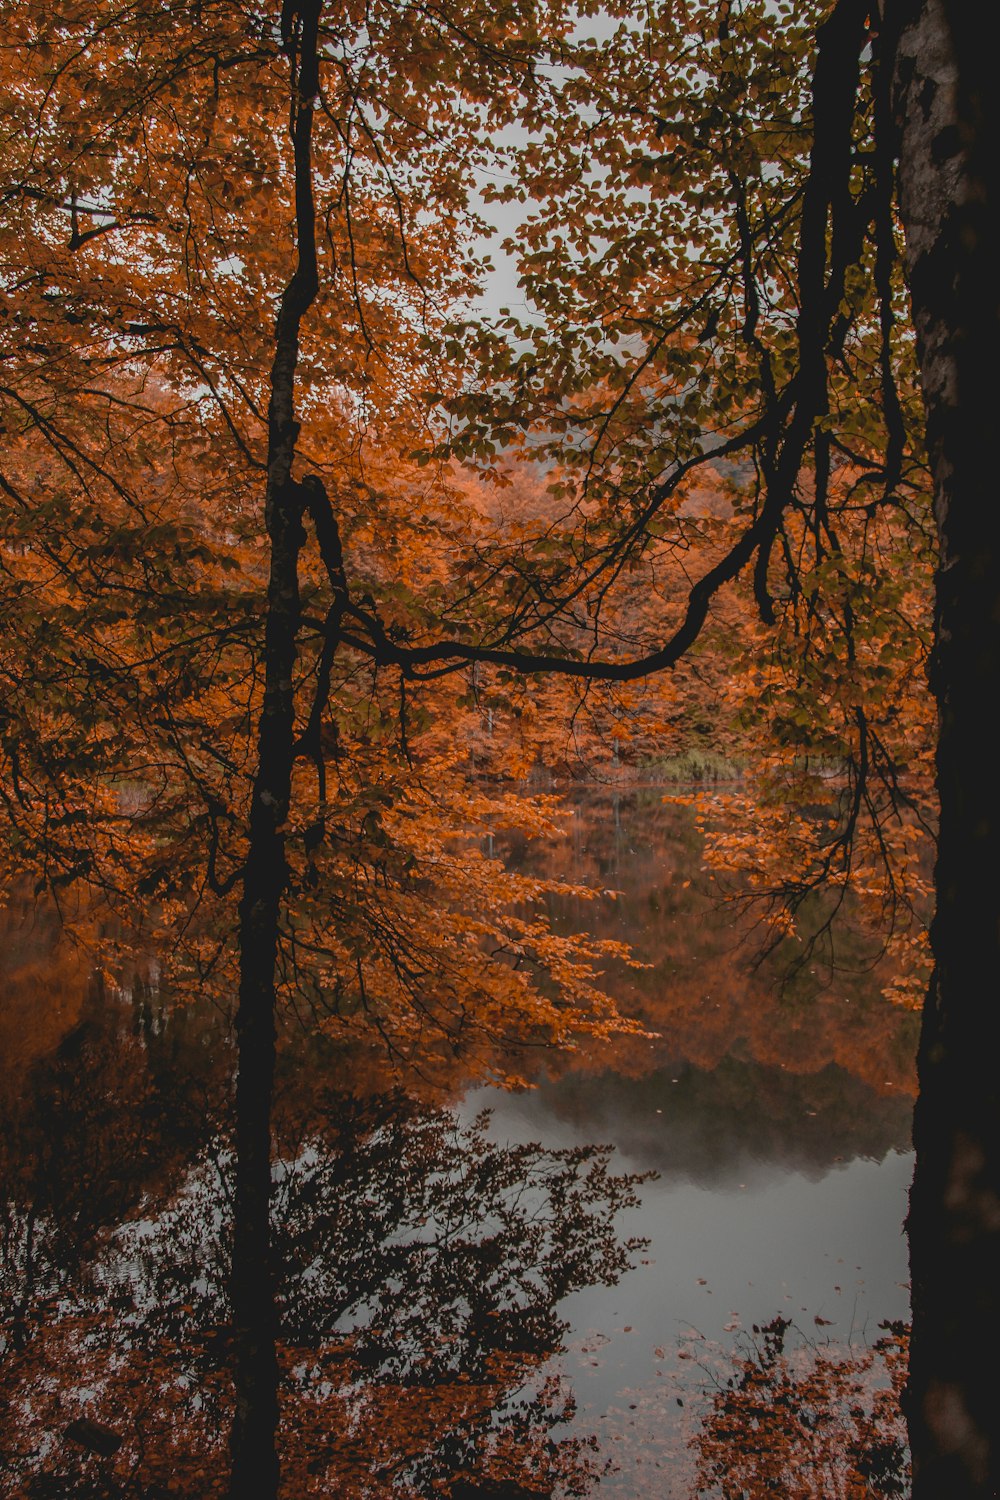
[504, 796, 919, 1106]
[529, 1059, 913, 1185]
[0, 984, 224, 1355]
[1, 1002, 648, 1498]
[499, 799, 916, 1185]
[692, 1318, 909, 1499]
[268, 1091, 646, 1497]
[0, 908, 89, 1082]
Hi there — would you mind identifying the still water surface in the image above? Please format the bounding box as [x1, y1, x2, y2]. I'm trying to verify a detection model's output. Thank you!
[0, 792, 916, 1495]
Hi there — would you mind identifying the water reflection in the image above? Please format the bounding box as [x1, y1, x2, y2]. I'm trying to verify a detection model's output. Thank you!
[691, 1317, 909, 1499]
[521, 1059, 912, 1185]
[0, 977, 646, 1497]
[1, 794, 918, 1496]
[501, 791, 917, 1170]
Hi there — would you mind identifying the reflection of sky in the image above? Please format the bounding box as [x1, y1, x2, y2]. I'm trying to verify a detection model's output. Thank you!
[468, 1081, 912, 1491]
[472, 1083, 911, 1346]
[465, 789, 916, 1484]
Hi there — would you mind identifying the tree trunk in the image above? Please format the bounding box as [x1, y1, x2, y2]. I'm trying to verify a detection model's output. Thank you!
[893, 2, 1000, 1493]
[228, 5, 322, 1496]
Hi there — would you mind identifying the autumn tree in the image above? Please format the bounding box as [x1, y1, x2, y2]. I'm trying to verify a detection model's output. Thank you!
[3, 0, 999, 1495]
[310, 1, 993, 1490]
[1, 3, 640, 1494]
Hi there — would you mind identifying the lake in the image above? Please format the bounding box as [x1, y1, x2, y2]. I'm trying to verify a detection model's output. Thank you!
[0, 791, 917, 1496]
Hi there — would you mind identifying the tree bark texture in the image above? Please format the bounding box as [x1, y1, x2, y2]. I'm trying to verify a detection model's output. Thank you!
[228, 5, 322, 1496]
[893, 1, 1000, 1494]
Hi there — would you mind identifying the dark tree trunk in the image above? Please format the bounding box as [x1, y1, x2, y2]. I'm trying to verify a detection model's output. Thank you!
[228, 5, 322, 1496]
[893, 1, 1000, 1493]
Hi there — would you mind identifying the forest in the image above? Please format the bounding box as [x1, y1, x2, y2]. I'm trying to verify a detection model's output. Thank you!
[0, 1, 996, 1496]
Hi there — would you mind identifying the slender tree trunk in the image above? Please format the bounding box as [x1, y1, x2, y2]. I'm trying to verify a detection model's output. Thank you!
[893, 2, 1000, 1493]
[228, 5, 322, 1496]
